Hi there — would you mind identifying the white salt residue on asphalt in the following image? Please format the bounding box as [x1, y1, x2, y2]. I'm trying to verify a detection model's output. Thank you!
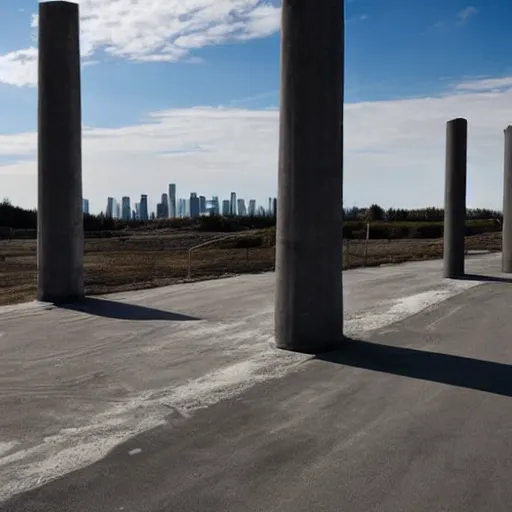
[0, 442, 18, 458]
[344, 279, 479, 335]
[0, 331, 310, 502]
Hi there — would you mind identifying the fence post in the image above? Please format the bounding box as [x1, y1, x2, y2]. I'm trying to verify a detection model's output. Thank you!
[364, 222, 370, 266]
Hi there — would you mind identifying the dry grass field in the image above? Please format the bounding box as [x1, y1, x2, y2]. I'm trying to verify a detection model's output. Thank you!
[0, 230, 502, 306]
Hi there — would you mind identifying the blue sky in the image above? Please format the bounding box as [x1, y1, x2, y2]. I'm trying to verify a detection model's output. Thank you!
[1, 0, 512, 213]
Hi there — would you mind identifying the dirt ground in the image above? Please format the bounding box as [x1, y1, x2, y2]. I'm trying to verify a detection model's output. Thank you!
[0, 231, 501, 306]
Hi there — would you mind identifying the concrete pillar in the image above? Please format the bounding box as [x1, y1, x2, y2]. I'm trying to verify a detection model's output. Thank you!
[443, 118, 468, 278]
[275, 0, 344, 353]
[37, 1, 84, 303]
[502, 127, 512, 273]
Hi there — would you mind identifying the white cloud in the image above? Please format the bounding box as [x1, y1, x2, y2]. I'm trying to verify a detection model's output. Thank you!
[457, 5, 478, 23]
[0, 47, 38, 87]
[0, 0, 281, 87]
[1, 76, 512, 213]
[455, 76, 512, 92]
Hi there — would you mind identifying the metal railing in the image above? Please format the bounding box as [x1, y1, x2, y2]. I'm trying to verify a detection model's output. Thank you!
[187, 233, 243, 278]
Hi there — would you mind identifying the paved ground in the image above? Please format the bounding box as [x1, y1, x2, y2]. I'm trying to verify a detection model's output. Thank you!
[1, 253, 511, 510]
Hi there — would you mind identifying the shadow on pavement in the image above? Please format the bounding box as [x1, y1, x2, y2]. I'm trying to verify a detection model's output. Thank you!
[455, 273, 512, 284]
[59, 297, 200, 321]
[317, 338, 512, 398]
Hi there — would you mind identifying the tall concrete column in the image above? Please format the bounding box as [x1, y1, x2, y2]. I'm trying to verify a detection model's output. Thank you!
[502, 126, 512, 273]
[37, 1, 84, 303]
[443, 118, 468, 278]
[275, 0, 344, 353]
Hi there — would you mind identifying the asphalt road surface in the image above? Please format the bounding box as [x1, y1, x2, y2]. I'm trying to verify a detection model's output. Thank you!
[1, 253, 511, 511]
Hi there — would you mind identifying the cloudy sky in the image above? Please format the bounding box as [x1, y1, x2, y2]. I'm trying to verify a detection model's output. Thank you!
[0, 0, 512, 214]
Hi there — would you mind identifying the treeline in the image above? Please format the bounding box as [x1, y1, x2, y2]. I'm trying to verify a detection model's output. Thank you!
[0, 199, 503, 241]
[345, 204, 502, 222]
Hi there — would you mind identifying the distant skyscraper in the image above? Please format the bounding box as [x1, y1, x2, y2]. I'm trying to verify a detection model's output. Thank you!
[237, 198, 246, 216]
[82, 198, 89, 215]
[140, 195, 149, 221]
[121, 197, 131, 220]
[272, 197, 277, 217]
[210, 196, 220, 215]
[105, 197, 114, 218]
[156, 202, 166, 218]
[199, 195, 206, 215]
[168, 184, 176, 218]
[248, 199, 256, 216]
[134, 202, 140, 219]
[268, 197, 272, 216]
[230, 192, 237, 215]
[178, 198, 186, 218]
[222, 199, 230, 216]
[189, 193, 200, 218]
[161, 193, 169, 217]
[115, 201, 121, 219]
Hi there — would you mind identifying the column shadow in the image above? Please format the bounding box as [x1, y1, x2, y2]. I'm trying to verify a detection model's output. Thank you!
[317, 338, 512, 398]
[59, 297, 200, 321]
[454, 274, 512, 284]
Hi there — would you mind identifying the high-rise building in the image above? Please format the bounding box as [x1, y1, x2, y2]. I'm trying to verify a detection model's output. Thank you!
[140, 195, 149, 221]
[82, 198, 89, 215]
[268, 197, 272, 216]
[134, 202, 140, 219]
[230, 192, 237, 215]
[105, 197, 114, 218]
[248, 199, 256, 216]
[237, 198, 246, 216]
[115, 201, 121, 219]
[210, 196, 220, 215]
[199, 195, 206, 215]
[222, 199, 230, 216]
[272, 197, 277, 217]
[189, 193, 200, 218]
[177, 198, 185, 218]
[168, 184, 176, 218]
[156, 202, 166, 218]
[122, 196, 131, 220]
[161, 193, 169, 217]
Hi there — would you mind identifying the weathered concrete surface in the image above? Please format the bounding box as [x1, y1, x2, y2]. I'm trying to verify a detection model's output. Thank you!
[275, 0, 344, 352]
[443, 118, 467, 278]
[502, 126, 512, 272]
[37, 1, 84, 302]
[0, 253, 509, 510]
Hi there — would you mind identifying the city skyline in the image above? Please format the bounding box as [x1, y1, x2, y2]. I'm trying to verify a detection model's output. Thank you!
[95, 184, 277, 220]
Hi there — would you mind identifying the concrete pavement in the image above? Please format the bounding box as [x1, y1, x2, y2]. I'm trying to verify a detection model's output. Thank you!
[1, 253, 511, 510]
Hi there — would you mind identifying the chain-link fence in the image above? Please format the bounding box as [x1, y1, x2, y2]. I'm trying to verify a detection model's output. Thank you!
[0, 230, 503, 306]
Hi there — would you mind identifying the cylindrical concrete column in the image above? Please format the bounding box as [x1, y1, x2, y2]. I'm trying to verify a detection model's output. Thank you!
[37, 1, 84, 303]
[275, 0, 344, 353]
[443, 118, 468, 278]
[502, 127, 512, 273]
